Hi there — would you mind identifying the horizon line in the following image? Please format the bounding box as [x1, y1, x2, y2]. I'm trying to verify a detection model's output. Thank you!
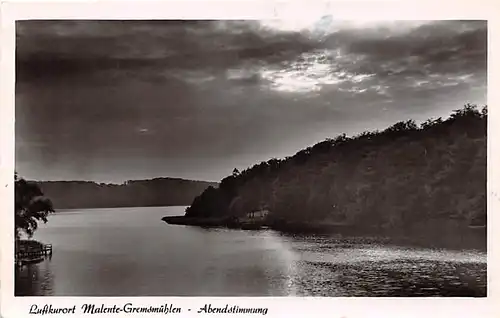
[21, 176, 221, 185]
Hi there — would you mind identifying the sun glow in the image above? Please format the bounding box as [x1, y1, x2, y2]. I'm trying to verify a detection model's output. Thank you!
[259, 49, 375, 93]
[259, 17, 430, 38]
[260, 15, 333, 34]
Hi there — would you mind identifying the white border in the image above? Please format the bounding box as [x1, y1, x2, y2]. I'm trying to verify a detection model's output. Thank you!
[1, 1, 498, 317]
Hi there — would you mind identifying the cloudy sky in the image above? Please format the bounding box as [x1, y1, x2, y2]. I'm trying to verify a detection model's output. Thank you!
[15, 20, 487, 183]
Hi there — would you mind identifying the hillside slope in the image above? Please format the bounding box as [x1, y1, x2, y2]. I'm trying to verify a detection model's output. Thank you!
[36, 178, 218, 209]
[185, 105, 487, 235]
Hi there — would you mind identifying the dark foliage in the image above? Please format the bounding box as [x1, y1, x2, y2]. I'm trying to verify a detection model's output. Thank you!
[15, 173, 55, 239]
[185, 104, 487, 232]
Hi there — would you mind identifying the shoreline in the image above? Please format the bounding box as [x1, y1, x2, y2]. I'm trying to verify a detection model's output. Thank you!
[161, 216, 487, 251]
[161, 216, 355, 231]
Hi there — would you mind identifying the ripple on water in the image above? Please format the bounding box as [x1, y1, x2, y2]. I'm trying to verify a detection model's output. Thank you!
[290, 258, 486, 297]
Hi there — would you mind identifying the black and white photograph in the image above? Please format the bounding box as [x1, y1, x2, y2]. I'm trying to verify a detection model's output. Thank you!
[12, 16, 487, 298]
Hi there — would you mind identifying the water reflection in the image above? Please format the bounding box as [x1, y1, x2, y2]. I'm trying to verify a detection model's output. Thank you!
[15, 207, 486, 297]
[290, 259, 486, 297]
[15, 257, 54, 296]
[181, 228, 299, 296]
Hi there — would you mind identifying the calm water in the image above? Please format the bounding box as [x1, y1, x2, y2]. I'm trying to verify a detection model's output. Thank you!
[16, 206, 487, 296]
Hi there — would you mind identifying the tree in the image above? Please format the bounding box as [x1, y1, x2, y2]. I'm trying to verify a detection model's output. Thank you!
[14, 173, 54, 240]
[232, 168, 240, 177]
[481, 105, 488, 117]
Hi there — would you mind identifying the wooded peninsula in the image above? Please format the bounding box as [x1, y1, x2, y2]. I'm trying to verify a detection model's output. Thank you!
[166, 104, 487, 248]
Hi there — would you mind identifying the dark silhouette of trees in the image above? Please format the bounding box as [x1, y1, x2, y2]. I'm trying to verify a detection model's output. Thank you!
[15, 173, 54, 239]
[232, 168, 240, 177]
[34, 178, 218, 209]
[185, 104, 487, 232]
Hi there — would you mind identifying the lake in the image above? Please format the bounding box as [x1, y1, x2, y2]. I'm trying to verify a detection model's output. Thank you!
[15, 206, 487, 296]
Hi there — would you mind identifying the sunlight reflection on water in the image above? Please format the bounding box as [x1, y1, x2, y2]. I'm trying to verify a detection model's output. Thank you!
[15, 207, 486, 297]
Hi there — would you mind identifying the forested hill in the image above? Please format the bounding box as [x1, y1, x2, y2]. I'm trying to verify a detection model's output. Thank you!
[36, 178, 218, 209]
[185, 104, 487, 232]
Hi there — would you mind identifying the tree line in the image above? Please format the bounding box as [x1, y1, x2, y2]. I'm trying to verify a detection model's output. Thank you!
[185, 104, 487, 233]
[34, 178, 218, 209]
[14, 175, 217, 239]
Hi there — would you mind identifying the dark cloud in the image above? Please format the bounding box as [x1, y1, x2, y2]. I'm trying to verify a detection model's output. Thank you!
[342, 22, 487, 74]
[16, 20, 318, 83]
[15, 20, 487, 182]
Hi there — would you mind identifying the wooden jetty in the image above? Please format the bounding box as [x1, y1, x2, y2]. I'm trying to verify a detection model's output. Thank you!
[15, 243, 52, 267]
